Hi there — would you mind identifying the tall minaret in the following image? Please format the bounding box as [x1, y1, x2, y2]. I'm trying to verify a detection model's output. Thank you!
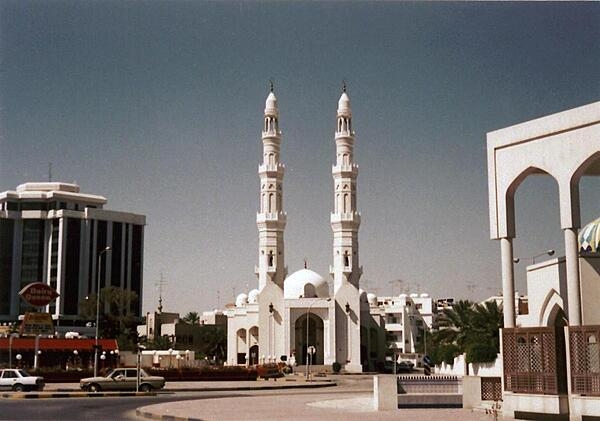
[256, 84, 286, 361]
[331, 84, 363, 372]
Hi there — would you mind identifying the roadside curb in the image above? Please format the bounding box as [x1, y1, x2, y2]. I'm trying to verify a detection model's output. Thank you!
[136, 409, 205, 421]
[161, 381, 336, 393]
[0, 391, 157, 399]
[1, 381, 335, 399]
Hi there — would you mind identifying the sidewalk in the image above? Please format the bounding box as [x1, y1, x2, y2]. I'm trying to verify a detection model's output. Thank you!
[136, 391, 512, 421]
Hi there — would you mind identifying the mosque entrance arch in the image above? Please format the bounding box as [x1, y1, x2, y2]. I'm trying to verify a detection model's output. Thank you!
[249, 345, 259, 365]
[295, 313, 325, 365]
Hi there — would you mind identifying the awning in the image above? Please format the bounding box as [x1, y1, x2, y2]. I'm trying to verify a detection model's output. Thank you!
[0, 337, 118, 351]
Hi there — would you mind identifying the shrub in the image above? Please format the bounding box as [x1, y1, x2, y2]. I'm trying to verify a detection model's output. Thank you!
[332, 362, 341, 373]
[466, 343, 498, 364]
[431, 344, 460, 365]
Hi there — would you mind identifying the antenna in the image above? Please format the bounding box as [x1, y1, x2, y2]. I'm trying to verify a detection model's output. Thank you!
[48, 163, 52, 182]
[155, 273, 167, 313]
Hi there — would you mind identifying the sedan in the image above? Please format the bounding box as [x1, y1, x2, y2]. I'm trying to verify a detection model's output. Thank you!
[80, 368, 165, 392]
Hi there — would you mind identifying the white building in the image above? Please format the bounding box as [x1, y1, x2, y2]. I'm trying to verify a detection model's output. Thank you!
[487, 101, 600, 420]
[226, 86, 367, 372]
[373, 293, 433, 358]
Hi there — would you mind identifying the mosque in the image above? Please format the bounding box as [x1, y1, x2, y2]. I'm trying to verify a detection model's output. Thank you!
[225, 86, 385, 372]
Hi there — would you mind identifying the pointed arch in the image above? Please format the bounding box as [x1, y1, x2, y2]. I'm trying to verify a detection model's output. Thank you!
[503, 166, 555, 238]
[539, 288, 567, 327]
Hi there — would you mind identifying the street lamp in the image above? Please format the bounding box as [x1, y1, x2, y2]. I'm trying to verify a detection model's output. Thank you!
[8, 333, 18, 369]
[94, 246, 111, 378]
[513, 249, 555, 265]
[305, 297, 331, 380]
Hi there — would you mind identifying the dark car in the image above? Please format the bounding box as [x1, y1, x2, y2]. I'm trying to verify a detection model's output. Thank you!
[80, 368, 165, 392]
[383, 360, 413, 373]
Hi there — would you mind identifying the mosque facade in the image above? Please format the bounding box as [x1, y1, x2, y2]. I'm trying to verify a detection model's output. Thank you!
[226, 87, 383, 372]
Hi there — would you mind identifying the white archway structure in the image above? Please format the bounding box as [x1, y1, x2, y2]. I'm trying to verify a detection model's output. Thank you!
[487, 101, 600, 327]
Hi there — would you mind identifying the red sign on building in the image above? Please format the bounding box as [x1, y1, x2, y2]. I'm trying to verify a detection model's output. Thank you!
[18, 282, 60, 307]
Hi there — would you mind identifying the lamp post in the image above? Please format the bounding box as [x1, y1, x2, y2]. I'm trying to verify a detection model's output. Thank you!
[8, 333, 18, 369]
[305, 297, 331, 380]
[94, 246, 111, 378]
[513, 249, 555, 265]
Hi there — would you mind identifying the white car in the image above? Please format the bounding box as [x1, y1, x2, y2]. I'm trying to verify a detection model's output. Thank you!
[0, 369, 45, 392]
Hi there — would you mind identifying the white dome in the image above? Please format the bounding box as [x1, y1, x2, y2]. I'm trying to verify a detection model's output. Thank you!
[235, 293, 248, 307]
[264, 92, 278, 116]
[284, 268, 329, 299]
[409, 293, 418, 298]
[248, 289, 259, 304]
[420, 293, 429, 298]
[399, 293, 407, 298]
[337, 92, 351, 114]
[367, 293, 377, 305]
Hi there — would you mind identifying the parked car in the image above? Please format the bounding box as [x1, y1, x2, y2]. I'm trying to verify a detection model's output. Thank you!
[80, 368, 165, 392]
[398, 360, 414, 371]
[383, 360, 413, 373]
[0, 369, 45, 392]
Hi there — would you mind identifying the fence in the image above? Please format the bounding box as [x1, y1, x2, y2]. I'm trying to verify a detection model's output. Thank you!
[481, 376, 502, 401]
[502, 327, 566, 395]
[570, 325, 600, 396]
[397, 375, 461, 394]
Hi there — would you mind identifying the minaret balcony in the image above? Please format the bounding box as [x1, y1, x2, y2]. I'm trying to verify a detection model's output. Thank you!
[262, 129, 282, 138]
[258, 163, 285, 175]
[257, 212, 287, 224]
[330, 212, 361, 225]
[335, 130, 355, 139]
[332, 163, 358, 176]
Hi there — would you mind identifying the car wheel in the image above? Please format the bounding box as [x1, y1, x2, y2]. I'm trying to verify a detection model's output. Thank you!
[12, 384, 24, 392]
[139, 384, 152, 392]
[88, 383, 101, 392]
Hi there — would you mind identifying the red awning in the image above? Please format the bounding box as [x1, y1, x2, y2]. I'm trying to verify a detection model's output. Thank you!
[0, 338, 118, 351]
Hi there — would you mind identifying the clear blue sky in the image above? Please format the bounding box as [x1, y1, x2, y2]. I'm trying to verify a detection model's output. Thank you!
[1, 1, 599, 314]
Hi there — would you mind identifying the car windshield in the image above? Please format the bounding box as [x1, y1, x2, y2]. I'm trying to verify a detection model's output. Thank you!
[17, 370, 30, 377]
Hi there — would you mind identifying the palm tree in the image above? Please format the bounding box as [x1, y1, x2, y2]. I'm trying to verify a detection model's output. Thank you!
[431, 299, 504, 366]
[433, 299, 476, 350]
[182, 311, 200, 325]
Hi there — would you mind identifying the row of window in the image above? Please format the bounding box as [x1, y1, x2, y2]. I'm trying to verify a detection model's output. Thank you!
[0, 201, 97, 212]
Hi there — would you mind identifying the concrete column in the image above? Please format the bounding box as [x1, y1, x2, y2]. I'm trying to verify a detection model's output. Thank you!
[373, 375, 397, 410]
[564, 228, 582, 325]
[246, 328, 250, 367]
[500, 237, 516, 328]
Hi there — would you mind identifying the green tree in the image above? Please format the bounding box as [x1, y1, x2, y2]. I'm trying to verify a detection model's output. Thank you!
[431, 299, 503, 365]
[182, 311, 200, 325]
[79, 287, 140, 350]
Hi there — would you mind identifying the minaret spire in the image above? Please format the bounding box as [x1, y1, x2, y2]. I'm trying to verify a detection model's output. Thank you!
[256, 85, 287, 362]
[331, 87, 362, 372]
[256, 87, 286, 289]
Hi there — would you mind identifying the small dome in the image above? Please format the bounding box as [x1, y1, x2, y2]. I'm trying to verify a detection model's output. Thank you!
[579, 217, 600, 252]
[337, 92, 351, 115]
[398, 293, 407, 298]
[235, 293, 248, 307]
[420, 293, 429, 298]
[248, 289, 259, 304]
[409, 293, 418, 298]
[264, 92, 278, 116]
[367, 293, 377, 305]
[284, 268, 329, 299]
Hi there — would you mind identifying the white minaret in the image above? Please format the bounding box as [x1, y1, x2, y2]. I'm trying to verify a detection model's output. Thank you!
[256, 84, 286, 362]
[331, 85, 363, 372]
